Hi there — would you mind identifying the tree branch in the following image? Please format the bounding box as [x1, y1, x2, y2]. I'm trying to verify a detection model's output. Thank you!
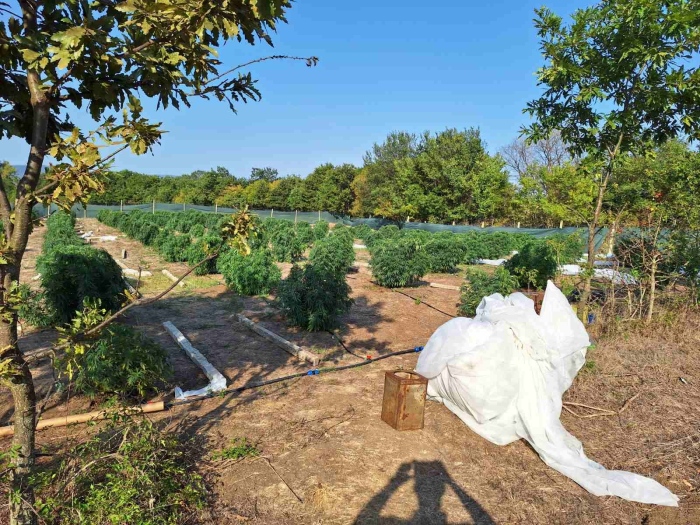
[197, 55, 319, 91]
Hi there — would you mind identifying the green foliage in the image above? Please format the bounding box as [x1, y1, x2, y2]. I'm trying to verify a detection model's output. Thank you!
[277, 264, 352, 331]
[14, 284, 53, 328]
[294, 222, 315, 247]
[369, 238, 430, 287]
[314, 219, 329, 240]
[65, 324, 171, 400]
[34, 416, 206, 525]
[37, 218, 126, 324]
[424, 235, 468, 273]
[160, 234, 192, 263]
[189, 223, 205, 238]
[211, 438, 260, 461]
[269, 227, 303, 262]
[459, 267, 519, 317]
[546, 233, 585, 265]
[217, 248, 280, 296]
[309, 234, 355, 276]
[42, 212, 82, 252]
[504, 241, 558, 290]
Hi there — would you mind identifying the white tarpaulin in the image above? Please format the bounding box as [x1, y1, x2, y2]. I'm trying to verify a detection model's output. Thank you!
[415, 281, 678, 506]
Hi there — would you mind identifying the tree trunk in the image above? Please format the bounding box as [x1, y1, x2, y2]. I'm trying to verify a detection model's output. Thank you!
[578, 178, 607, 323]
[3, 264, 37, 525]
[646, 256, 657, 324]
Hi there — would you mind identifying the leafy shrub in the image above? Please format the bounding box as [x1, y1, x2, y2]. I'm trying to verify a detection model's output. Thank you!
[424, 235, 468, 273]
[136, 223, 160, 246]
[37, 245, 126, 324]
[277, 264, 352, 331]
[313, 219, 329, 240]
[504, 241, 558, 290]
[309, 234, 355, 275]
[269, 227, 303, 262]
[42, 212, 81, 252]
[35, 416, 206, 525]
[458, 267, 519, 317]
[189, 223, 205, 238]
[369, 238, 430, 287]
[546, 233, 585, 265]
[351, 224, 373, 242]
[365, 224, 400, 248]
[295, 222, 315, 247]
[160, 234, 192, 262]
[14, 284, 53, 328]
[67, 324, 171, 399]
[217, 248, 280, 295]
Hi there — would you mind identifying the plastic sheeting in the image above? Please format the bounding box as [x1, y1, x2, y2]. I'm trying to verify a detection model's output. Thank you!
[415, 282, 678, 506]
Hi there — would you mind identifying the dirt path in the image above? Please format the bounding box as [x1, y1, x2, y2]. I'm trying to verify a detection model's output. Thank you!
[1, 222, 698, 524]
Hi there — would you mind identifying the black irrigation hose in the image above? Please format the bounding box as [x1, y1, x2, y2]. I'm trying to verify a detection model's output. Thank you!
[167, 346, 424, 408]
[393, 289, 457, 319]
[326, 330, 366, 360]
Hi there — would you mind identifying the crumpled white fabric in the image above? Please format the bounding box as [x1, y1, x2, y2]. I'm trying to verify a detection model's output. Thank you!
[415, 281, 678, 506]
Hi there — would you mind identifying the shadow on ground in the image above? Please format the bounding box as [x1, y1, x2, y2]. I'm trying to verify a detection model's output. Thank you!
[354, 460, 494, 525]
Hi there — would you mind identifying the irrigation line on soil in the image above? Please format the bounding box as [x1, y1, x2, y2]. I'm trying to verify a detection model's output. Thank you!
[393, 289, 457, 319]
[168, 346, 424, 408]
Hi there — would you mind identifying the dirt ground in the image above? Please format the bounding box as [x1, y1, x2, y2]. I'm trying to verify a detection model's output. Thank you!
[1, 219, 699, 524]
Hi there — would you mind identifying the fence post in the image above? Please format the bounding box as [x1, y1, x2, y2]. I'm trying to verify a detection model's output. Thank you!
[120, 200, 123, 212]
[559, 220, 563, 229]
[517, 222, 521, 229]
[83, 205, 87, 219]
[295, 210, 298, 224]
[271, 209, 274, 218]
[183, 202, 186, 212]
[215, 203, 218, 214]
[318, 210, 321, 221]
[481, 221, 485, 228]
[152, 200, 155, 214]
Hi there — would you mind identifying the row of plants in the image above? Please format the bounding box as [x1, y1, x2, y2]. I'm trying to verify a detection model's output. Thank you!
[98, 210, 354, 331]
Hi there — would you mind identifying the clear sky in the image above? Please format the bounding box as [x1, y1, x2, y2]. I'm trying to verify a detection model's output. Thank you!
[1, 0, 591, 177]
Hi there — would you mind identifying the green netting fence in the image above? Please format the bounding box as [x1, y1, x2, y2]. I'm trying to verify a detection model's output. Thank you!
[35, 202, 610, 251]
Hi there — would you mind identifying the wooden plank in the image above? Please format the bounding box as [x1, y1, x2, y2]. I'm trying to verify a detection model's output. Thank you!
[235, 313, 319, 366]
[162, 269, 184, 287]
[429, 282, 460, 291]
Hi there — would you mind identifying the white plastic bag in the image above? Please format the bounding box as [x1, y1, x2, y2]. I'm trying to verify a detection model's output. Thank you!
[415, 281, 678, 506]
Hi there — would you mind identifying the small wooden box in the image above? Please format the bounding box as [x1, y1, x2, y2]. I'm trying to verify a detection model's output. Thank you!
[381, 370, 428, 431]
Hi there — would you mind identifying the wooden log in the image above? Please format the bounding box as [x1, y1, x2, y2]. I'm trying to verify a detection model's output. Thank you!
[162, 269, 184, 287]
[235, 313, 319, 366]
[429, 282, 460, 291]
[0, 402, 165, 437]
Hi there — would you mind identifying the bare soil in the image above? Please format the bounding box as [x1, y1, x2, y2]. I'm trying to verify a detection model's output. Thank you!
[1, 220, 698, 525]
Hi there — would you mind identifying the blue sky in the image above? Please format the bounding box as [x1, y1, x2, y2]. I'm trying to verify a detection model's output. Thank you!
[2, 0, 591, 177]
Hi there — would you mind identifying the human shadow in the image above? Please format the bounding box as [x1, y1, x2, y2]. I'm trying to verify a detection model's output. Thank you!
[354, 460, 494, 525]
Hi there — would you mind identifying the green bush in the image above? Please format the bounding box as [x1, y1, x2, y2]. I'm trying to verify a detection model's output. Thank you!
[217, 248, 280, 295]
[313, 219, 329, 240]
[295, 222, 315, 247]
[69, 324, 171, 399]
[136, 223, 160, 246]
[277, 264, 352, 331]
[458, 267, 519, 317]
[35, 416, 206, 525]
[161, 234, 192, 262]
[504, 241, 558, 290]
[269, 228, 303, 262]
[42, 212, 82, 252]
[37, 245, 126, 324]
[309, 234, 355, 276]
[546, 233, 585, 265]
[189, 223, 205, 238]
[369, 238, 430, 287]
[14, 284, 53, 328]
[424, 235, 468, 273]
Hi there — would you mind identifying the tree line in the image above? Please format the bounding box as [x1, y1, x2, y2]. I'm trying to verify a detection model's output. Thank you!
[55, 126, 699, 229]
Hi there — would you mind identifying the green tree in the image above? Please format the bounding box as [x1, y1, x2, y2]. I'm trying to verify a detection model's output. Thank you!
[523, 0, 700, 321]
[315, 163, 359, 216]
[266, 175, 301, 210]
[250, 166, 279, 182]
[0, 1, 315, 522]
